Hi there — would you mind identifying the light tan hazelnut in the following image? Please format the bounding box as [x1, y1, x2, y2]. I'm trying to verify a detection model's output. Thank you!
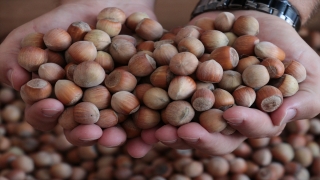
[38, 63, 66, 84]
[233, 16, 259, 36]
[169, 52, 199, 76]
[214, 12, 235, 32]
[109, 39, 137, 65]
[242, 64, 270, 89]
[199, 108, 228, 132]
[96, 19, 122, 37]
[196, 60, 223, 83]
[224, 32, 238, 46]
[135, 18, 163, 41]
[126, 12, 149, 30]
[73, 61, 106, 88]
[43, 28, 72, 51]
[191, 88, 215, 111]
[143, 87, 170, 110]
[283, 59, 307, 83]
[84, 29, 111, 50]
[218, 70, 242, 92]
[254, 41, 286, 61]
[161, 100, 195, 126]
[269, 74, 299, 97]
[178, 37, 205, 58]
[200, 30, 229, 52]
[153, 43, 178, 66]
[97, 7, 126, 24]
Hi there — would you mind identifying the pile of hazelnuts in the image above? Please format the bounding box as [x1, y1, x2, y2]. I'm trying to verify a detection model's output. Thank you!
[17, 7, 306, 138]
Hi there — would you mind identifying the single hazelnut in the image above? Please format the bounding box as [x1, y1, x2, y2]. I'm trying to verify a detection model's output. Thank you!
[121, 118, 141, 138]
[67, 21, 92, 42]
[200, 30, 229, 52]
[178, 37, 205, 58]
[20, 32, 46, 49]
[54, 79, 83, 106]
[136, 40, 155, 52]
[135, 18, 163, 41]
[94, 51, 114, 73]
[73, 61, 106, 88]
[283, 59, 307, 83]
[210, 46, 239, 70]
[194, 17, 214, 31]
[96, 109, 118, 128]
[18, 46, 48, 72]
[269, 74, 299, 97]
[169, 52, 199, 76]
[224, 32, 238, 46]
[64, 63, 77, 81]
[153, 43, 178, 66]
[43, 28, 72, 51]
[271, 143, 294, 164]
[212, 88, 235, 111]
[38, 63, 66, 84]
[111, 91, 140, 115]
[67, 41, 97, 64]
[255, 85, 283, 112]
[254, 41, 286, 61]
[58, 106, 78, 130]
[143, 87, 170, 110]
[126, 12, 149, 30]
[174, 26, 201, 44]
[96, 19, 122, 37]
[104, 69, 137, 93]
[150, 65, 175, 89]
[82, 85, 111, 109]
[128, 53, 157, 77]
[97, 7, 126, 24]
[191, 88, 215, 112]
[168, 76, 196, 100]
[233, 35, 260, 56]
[196, 60, 223, 83]
[235, 56, 260, 74]
[46, 49, 66, 67]
[232, 15, 259, 36]
[109, 39, 137, 65]
[20, 78, 52, 104]
[195, 81, 215, 91]
[132, 106, 161, 129]
[161, 100, 195, 126]
[84, 29, 111, 50]
[214, 12, 235, 32]
[242, 64, 270, 89]
[133, 83, 153, 103]
[232, 85, 256, 107]
[218, 70, 242, 92]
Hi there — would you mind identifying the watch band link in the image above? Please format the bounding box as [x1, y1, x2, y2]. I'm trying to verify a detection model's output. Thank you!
[191, 0, 301, 31]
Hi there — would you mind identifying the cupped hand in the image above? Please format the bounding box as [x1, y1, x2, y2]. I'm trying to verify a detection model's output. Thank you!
[144, 10, 320, 156]
[0, 0, 156, 157]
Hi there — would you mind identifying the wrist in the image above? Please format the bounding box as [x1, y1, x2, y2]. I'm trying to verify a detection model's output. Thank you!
[289, 0, 319, 25]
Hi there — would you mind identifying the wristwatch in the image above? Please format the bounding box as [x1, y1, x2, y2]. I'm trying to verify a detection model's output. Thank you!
[191, 0, 301, 31]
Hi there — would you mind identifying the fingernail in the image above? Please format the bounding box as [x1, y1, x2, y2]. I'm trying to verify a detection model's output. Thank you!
[181, 137, 199, 143]
[225, 117, 243, 126]
[6, 69, 14, 88]
[79, 138, 99, 141]
[161, 139, 177, 144]
[42, 109, 62, 118]
[279, 109, 296, 126]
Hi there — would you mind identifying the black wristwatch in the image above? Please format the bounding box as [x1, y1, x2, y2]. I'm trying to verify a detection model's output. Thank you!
[191, 0, 301, 31]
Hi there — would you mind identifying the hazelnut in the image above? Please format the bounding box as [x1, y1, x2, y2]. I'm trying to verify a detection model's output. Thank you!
[200, 30, 229, 52]
[235, 56, 260, 74]
[232, 15, 259, 36]
[73, 61, 106, 88]
[199, 109, 227, 133]
[254, 41, 286, 61]
[242, 64, 270, 89]
[96, 109, 118, 128]
[136, 40, 155, 52]
[161, 100, 195, 126]
[225, 32, 238, 46]
[46, 49, 66, 67]
[233, 35, 260, 56]
[18, 46, 48, 72]
[109, 39, 137, 65]
[94, 51, 114, 73]
[153, 43, 178, 66]
[256, 85, 283, 112]
[111, 91, 140, 115]
[84, 29, 111, 50]
[126, 12, 150, 30]
[58, 106, 78, 130]
[232, 85, 256, 107]
[96, 18, 122, 37]
[191, 88, 215, 112]
[132, 106, 161, 129]
[178, 37, 205, 58]
[218, 70, 242, 92]
[169, 52, 199, 76]
[143, 87, 170, 110]
[133, 83, 153, 103]
[67, 21, 92, 43]
[212, 88, 235, 111]
[260, 57, 285, 78]
[128, 53, 157, 77]
[283, 59, 307, 83]
[67, 41, 97, 64]
[210, 46, 239, 70]
[135, 18, 163, 41]
[54, 79, 83, 106]
[175, 26, 201, 44]
[150, 65, 175, 89]
[20, 32, 46, 49]
[82, 85, 111, 109]
[214, 12, 235, 32]
[269, 74, 299, 97]
[43, 28, 72, 51]
[196, 60, 223, 83]
[104, 69, 137, 93]
[121, 118, 141, 138]
[20, 78, 52, 104]
[194, 17, 214, 31]
[168, 76, 196, 100]
[38, 63, 66, 84]
[97, 7, 126, 24]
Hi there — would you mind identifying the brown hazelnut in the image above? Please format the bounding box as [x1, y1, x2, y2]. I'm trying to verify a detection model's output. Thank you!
[20, 78, 52, 104]
[43, 28, 72, 51]
[256, 85, 283, 113]
[73, 61, 106, 88]
[161, 100, 195, 126]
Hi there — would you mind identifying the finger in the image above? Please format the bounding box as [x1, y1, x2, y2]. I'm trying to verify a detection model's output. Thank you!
[98, 126, 126, 147]
[155, 124, 190, 149]
[141, 127, 159, 145]
[24, 98, 64, 132]
[271, 90, 320, 126]
[64, 124, 103, 146]
[223, 106, 286, 138]
[177, 122, 246, 155]
[126, 137, 153, 158]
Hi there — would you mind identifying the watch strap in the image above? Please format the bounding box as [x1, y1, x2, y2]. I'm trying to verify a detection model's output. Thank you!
[191, 0, 301, 31]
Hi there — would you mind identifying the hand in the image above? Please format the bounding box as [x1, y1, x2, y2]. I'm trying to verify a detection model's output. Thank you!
[143, 10, 320, 156]
[0, 0, 156, 158]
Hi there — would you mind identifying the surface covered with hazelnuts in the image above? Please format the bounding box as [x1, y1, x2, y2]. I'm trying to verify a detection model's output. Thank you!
[17, 8, 307, 139]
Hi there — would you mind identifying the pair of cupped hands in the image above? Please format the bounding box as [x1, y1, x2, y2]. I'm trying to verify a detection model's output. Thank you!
[1, 1, 320, 158]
